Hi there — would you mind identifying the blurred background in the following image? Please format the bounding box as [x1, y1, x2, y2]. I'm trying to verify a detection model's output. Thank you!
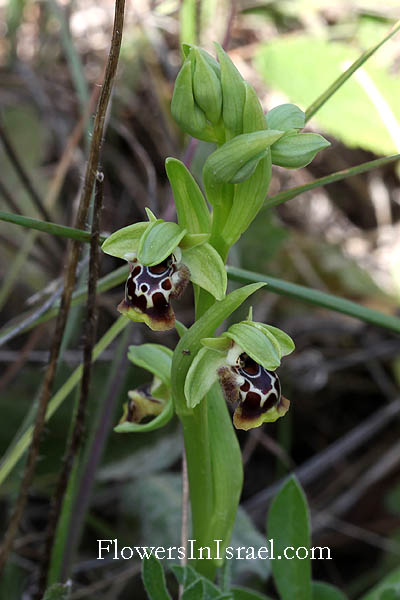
[1, 0, 400, 597]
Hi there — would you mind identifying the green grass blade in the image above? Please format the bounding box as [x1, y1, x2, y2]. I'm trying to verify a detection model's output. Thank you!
[305, 21, 400, 122]
[0, 211, 106, 243]
[227, 266, 400, 334]
[264, 153, 400, 209]
[0, 316, 129, 487]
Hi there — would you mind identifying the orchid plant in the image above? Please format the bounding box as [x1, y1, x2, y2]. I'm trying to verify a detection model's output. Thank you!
[101, 42, 329, 578]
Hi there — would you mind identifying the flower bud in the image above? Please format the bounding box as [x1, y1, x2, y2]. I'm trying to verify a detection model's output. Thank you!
[271, 132, 330, 168]
[192, 48, 222, 125]
[120, 385, 164, 424]
[215, 42, 246, 138]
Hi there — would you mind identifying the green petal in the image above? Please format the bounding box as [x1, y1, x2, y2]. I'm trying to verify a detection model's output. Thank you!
[101, 222, 149, 260]
[184, 347, 225, 408]
[182, 243, 227, 300]
[201, 336, 231, 351]
[224, 322, 281, 370]
[165, 158, 211, 234]
[127, 343, 172, 386]
[271, 132, 330, 169]
[267, 104, 305, 131]
[137, 220, 186, 266]
[245, 322, 295, 357]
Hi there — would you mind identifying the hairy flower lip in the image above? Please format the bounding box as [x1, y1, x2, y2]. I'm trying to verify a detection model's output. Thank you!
[118, 254, 190, 331]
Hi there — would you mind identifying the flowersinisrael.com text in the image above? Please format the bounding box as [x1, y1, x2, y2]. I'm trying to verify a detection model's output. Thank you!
[97, 539, 332, 561]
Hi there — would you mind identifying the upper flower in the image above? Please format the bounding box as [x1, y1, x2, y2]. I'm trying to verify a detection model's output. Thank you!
[101, 209, 226, 331]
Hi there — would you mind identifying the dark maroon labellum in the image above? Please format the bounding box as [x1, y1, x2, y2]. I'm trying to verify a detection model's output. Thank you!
[118, 254, 190, 330]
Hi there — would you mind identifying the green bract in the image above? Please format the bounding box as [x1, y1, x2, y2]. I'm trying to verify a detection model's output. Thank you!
[271, 132, 331, 168]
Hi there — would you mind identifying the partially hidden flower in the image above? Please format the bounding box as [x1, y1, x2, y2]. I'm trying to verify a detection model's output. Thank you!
[101, 209, 227, 331]
[116, 343, 174, 433]
[184, 314, 294, 430]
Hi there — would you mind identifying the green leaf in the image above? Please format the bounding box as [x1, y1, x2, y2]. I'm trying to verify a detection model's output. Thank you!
[267, 475, 312, 600]
[137, 220, 186, 266]
[172, 283, 265, 416]
[193, 48, 222, 125]
[267, 103, 305, 131]
[127, 344, 172, 386]
[360, 567, 400, 600]
[231, 587, 273, 600]
[271, 132, 330, 168]
[255, 35, 400, 155]
[165, 158, 211, 234]
[221, 83, 272, 246]
[203, 130, 283, 186]
[171, 565, 222, 598]
[42, 583, 71, 600]
[224, 322, 281, 370]
[182, 579, 206, 600]
[182, 243, 227, 300]
[312, 581, 348, 600]
[142, 555, 172, 600]
[101, 221, 149, 260]
[185, 347, 225, 408]
[245, 322, 295, 357]
[215, 42, 246, 137]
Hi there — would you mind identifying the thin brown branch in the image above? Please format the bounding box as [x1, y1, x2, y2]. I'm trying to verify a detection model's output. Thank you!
[0, 0, 125, 577]
[37, 174, 104, 595]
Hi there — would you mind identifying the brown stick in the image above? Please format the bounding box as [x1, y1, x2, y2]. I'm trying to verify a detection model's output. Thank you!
[36, 174, 104, 595]
[0, 0, 125, 575]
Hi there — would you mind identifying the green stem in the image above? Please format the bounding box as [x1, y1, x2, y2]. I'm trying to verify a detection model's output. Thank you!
[263, 153, 400, 210]
[227, 266, 400, 334]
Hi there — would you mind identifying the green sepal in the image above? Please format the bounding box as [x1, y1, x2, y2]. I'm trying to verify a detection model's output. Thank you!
[182, 44, 221, 77]
[137, 220, 186, 266]
[271, 132, 330, 169]
[267, 104, 305, 131]
[223, 322, 281, 370]
[185, 347, 225, 408]
[165, 158, 211, 234]
[201, 336, 232, 351]
[180, 232, 210, 249]
[127, 344, 173, 386]
[172, 283, 266, 416]
[114, 396, 174, 433]
[203, 130, 283, 186]
[192, 48, 222, 125]
[245, 322, 295, 357]
[215, 42, 246, 138]
[182, 243, 227, 300]
[242, 81, 268, 133]
[101, 221, 149, 260]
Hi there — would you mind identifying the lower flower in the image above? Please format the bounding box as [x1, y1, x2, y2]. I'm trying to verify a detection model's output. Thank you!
[218, 352, 290, 431]
[118, 253, 190, 331]
[120, 384, 165, 424]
